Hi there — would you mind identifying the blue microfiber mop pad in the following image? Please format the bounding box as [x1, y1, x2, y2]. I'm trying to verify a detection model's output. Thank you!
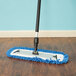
[6, 47, 69, 64]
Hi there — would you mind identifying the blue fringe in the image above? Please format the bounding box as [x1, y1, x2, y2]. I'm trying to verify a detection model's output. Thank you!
[6, 47, 69, 64]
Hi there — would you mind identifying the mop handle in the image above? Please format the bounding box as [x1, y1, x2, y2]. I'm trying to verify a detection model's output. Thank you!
[33, 0, 41, 55]
[35, 0, 41, 32]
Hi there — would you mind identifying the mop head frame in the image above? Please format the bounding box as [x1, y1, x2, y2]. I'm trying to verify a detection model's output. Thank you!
[6, 47, 69, 64]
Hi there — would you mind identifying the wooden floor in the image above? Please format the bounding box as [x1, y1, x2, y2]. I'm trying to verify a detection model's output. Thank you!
[0, 38, 76, 76]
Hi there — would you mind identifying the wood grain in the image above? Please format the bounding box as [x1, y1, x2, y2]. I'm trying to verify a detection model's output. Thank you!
[0, 38, 76, 76]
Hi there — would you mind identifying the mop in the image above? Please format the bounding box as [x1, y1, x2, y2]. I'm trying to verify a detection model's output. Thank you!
[6, 0, 69, 64]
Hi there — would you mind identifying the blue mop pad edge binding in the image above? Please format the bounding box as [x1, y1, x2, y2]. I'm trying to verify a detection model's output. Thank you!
[6, 47, 69, 64]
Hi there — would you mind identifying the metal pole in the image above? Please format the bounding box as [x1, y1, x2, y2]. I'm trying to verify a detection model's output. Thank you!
[32, 0, 41, 55]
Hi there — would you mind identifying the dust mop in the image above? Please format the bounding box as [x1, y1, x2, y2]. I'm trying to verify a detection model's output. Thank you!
[6, 0, 69, 64]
